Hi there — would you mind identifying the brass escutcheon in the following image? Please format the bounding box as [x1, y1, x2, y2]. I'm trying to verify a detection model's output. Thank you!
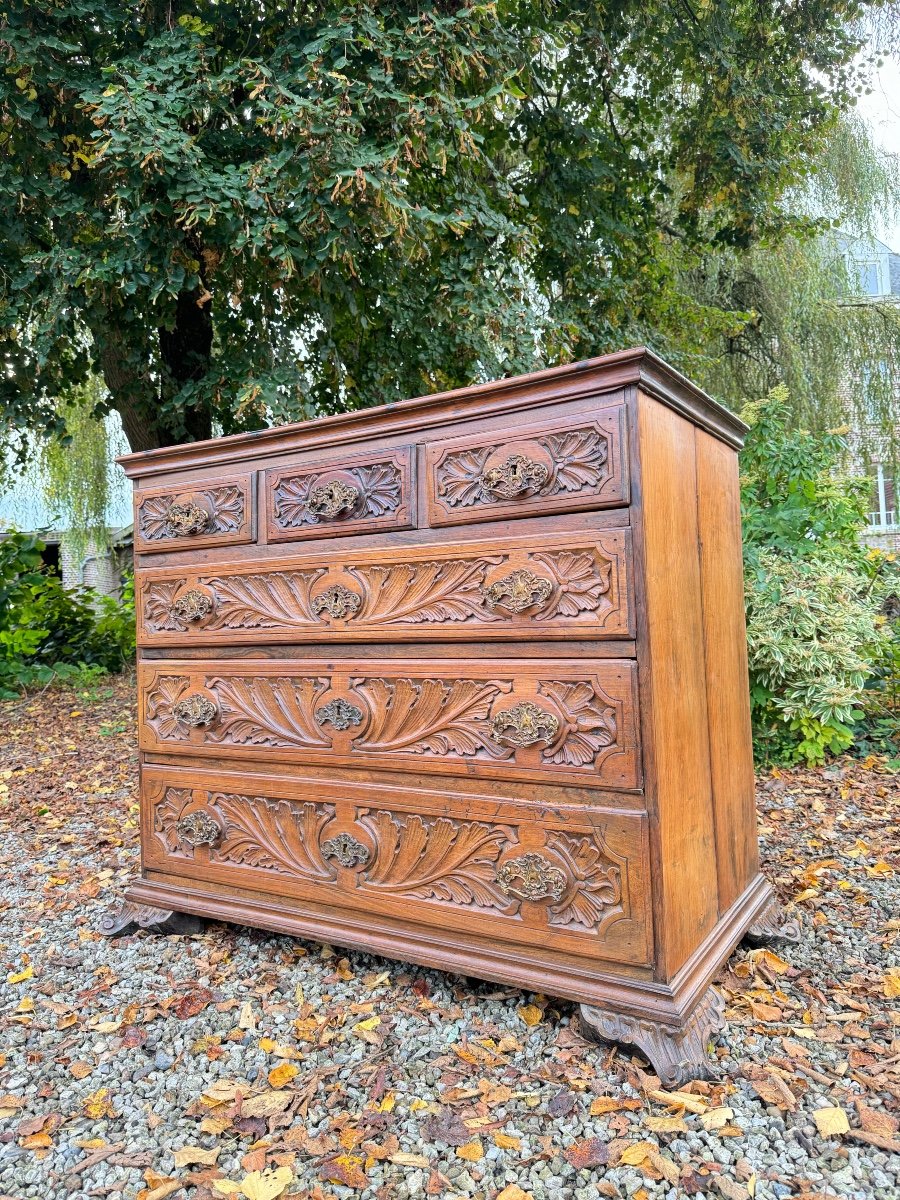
[307, 479, 360, 520]
[481, 454, 549, 500]
[496, 853, 567, 902]
[490, 700, 559, 748]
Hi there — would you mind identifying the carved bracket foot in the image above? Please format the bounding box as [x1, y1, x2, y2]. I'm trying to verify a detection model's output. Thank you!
[98, 900, 205, 938]
[743, 895, 802, 946]
[579, 987, 726, 1087]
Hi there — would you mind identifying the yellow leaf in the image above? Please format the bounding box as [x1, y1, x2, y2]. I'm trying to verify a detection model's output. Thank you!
[83, 1088, 115, 1119]
[457, 1140, 484, 1162]
[646, 1089, 708, 1115]
[883, 968, 900, 998]
[644, 1115, 687, 1133]
[493, 1132, 522, 1151]
[7, 966, 33, 984]
[267, 1062, 299, 1089]
[20, 1132, 52, 1149]
[518, 1004, 543, 1027]
[390, 1152, 430, 1168]
[353, 1016, 380, 1031]
[618, 1141, 658, 1167]
[409, 1098, 429, 1112]
[173, 1145, 221, 1167]
[497, 1186, 532, 1200]
[748, 949, 791, 975]
[700, 1107, 734, 1131]
[591, 1096, 643, 1116]
[375, 1092, 395, 1113]
[238, 1167, 295, 1200]
[212, 1184, 243, 1197]
[15, 998, 34, 1013]
[259, 1037, 276, 1052]
[238, 1001, 257, 1031]
[813, 1106, 849, 1137]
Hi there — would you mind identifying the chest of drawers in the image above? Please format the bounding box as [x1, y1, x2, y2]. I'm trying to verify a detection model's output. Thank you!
[107, 347, 786, 1083]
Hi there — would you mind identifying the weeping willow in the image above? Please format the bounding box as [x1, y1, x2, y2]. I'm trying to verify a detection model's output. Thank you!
[39, 376, 118, 559]
[673, 114, 900, 466]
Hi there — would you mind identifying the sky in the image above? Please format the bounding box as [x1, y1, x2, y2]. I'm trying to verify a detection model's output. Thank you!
[856, 54, 900, 251]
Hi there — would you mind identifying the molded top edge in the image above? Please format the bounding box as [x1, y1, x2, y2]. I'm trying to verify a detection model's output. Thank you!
[117, 345, 748, 478]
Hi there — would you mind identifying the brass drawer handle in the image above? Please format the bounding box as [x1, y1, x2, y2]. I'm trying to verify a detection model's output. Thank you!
[483, 569, 553, 615]
[307, 479, 360, 520]
[176, 810, 221, 847]
[173, 693, 218, 728]
[480, 454, 548, 500]
[490, 701, 559, 748]
[165, 501, 210, 537]
[170, 588, 214, 623]
[497, 853, 566, 902]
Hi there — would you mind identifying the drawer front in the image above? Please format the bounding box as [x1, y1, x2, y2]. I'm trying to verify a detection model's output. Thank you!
[137, 529, 633, 645]
[141, 765, 652, 966]
[264, 446, 415, 542]
[139, 659, 641, 790]
[134, 473, 255, 554]
[426, 405, 628, 527]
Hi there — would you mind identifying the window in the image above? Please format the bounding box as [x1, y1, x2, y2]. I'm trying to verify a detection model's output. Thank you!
[857, 260, 882, 296]
[869, 464, 897, 529]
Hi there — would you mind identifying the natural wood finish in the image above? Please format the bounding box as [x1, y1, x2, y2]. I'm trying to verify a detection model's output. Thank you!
[136, 528, 633, 645]
[695, 429, 758, 912]
[113, 347, 770, 1081]
[634, 392, 718, 976]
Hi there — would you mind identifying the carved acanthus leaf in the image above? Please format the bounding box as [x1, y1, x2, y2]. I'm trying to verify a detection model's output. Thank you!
[435, 446, 493, 508]
[204, 677, 332, 748]
[538, 680, 618, 767]
[351, 558, 501, 625]
[354, 462, 403, 516]
[212, 793, 336, 880]
[146, 676, 191, 739]
[544, 428, 610, 493]
[351, 677, 511, 759]
[201, 571, 324, 630]
[359, 810, 512, 909]
[273, 461, 402, 528]
[139, 485, 245, 541]
[545, 831, 623, 931]
[531, 550, 612, 620]
[144, 580, 188, 632]
[153, 787, 193, 854]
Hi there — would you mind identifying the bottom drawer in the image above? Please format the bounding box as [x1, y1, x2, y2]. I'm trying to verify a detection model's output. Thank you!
[141, 764, 652, 968]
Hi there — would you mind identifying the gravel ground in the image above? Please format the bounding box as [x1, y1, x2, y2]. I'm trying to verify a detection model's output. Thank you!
[0, 678, 897, 1200]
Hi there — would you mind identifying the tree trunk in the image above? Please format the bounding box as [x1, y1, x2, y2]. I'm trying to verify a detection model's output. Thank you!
[96, 328, 163, 454]
[158, 287, 214, 445]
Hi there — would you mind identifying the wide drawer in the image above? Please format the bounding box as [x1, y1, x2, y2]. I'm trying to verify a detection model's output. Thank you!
[264, 445, 415, 542]
[134, 473, 255, 554]
[141, 764, 652, 967]
[426, 404, 628, 527]
[136, 528, 633, 645]
[138, 658, 641, 790]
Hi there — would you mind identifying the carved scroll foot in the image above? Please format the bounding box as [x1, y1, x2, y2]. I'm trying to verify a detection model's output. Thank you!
[98, 900, 205, 938]
[743, 895, 802, 946]
[579, 987, 726, 1087]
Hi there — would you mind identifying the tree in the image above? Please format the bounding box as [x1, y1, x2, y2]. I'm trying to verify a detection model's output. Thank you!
[1, 1, 880, 453]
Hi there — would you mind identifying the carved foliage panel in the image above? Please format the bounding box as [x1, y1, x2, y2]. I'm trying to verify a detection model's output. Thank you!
[426, 407, 628, 526]
[138, 533, 632, 642]
[139, 662, 639, 788]
[264, 446, 414, 542]
[146, 782, 641, 948]
[135, 474, 254, 553]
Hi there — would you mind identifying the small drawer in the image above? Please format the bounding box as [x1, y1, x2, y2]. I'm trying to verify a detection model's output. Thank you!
[426, 405, 628, 527]
[138, 658, 641, 790]
[136, 528, 634, 646]
[264, 446, 415, 542]
[141, 764, 652, 967]
[134, 473, 254, 554]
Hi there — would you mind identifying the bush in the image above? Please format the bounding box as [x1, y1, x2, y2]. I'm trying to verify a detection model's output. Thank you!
[0, 530, 135, 697]
[740, 389, 895, 764]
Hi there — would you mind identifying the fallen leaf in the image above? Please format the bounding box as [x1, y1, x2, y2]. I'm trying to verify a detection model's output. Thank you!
[883, 969, 900, 999]
[747, 1073, 797, 1112]
[518, 1004, 543, 1027]
[813, 1106, 850, 1137]
[83, 1088, 115, 1119]
[497, 1186, 532, 1200]
[700, 1107, 735, 1131]
[267, 1063, 299, 1089]
[747, 949, 791, 975]
[644, 1115, 688, 1133]
[618, 1141, 659, 1167]
[174, 987, 214, 1020]
[319, 1155, 367, 1188]
[7, 966, 33, 984]
[857, 1104, 899, 1138]
[493, 1132, 521, 1151]
[456, 1140, 484, 1162]
[591, 1096, 642, 1116]
[173, 1145, 221, 1167]
[564, 1137, 609, 1169]
[389, 1152, 430, 1168]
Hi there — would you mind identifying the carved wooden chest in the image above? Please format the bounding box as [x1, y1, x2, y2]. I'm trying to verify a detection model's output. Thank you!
[111, 348, 786, 1082]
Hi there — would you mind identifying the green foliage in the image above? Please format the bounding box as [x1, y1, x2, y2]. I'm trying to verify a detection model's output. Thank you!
[740, 389, 894, 764]
[0, 531, 135, 697]
[0, 1, 879, 454]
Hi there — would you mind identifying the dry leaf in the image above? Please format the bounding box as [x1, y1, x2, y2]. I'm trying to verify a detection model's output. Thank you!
[493, 1132, 521, 1151]
[518, 1004, 543, 1027]
[882, 969, 900, 999]
[497, 1186, 532, 1200]
[747, 949, 791, 975]
[456, 1140, 484, 1162]
[352, 1016, 381, 1044]
[700, 1107, 735, 1131]
[748, 1074, 797, 1112]
[389, 1152, 430, 1168]
[591, 1096, 642, 1116]
[172, 1145, 221, 1167]
[83, 1088, 115, 1119]
[618, 1141, 659, 1167]
[319, 1155, 367, 1188]
[7, 966, 33, 984]
[267, 1063, 299, 1089]
[644, 1115, 688, 1134]
[857, 1104, 899, 1138]
[645, 1089, 708, 1114]
[813, 1106, 850, 1137]
[564, 1137, 609, 1169]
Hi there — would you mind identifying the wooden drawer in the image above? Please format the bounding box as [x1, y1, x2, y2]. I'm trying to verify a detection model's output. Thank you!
[141, 764, 652, 967]
[137, 528, 633, 646]
[138, 658, 641, 790]
[135, 473, 255, 554]
[264, 446, 415, 542]
[426, 405, 628, 527]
